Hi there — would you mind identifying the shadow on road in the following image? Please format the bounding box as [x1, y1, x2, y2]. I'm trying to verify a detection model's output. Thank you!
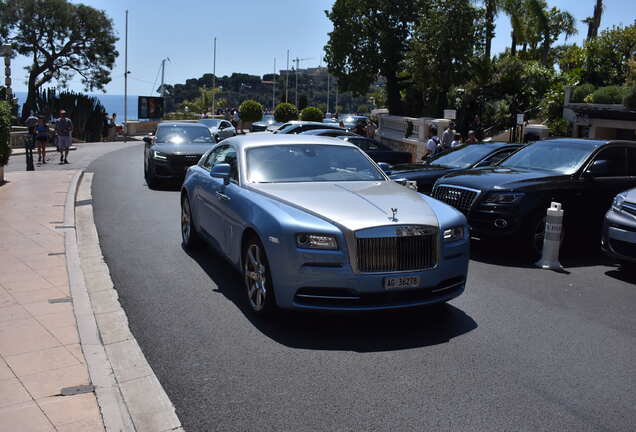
[605, 265, 636, 284]
[184, 244, 478, 353]
[470, 238, 613, 270]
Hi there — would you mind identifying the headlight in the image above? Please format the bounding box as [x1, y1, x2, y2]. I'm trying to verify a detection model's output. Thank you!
[153, 150, 168, 160]
[296, 233, 338, 250]
[443, 226, 465, 242]
[612, 192, 627, 212]
[483, 192, 524, 204]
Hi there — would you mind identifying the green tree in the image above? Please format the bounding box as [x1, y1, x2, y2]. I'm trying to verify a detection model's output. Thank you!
[0, 100, 11, 167]
[274, 103, 298, 123]
[239, 100, 263, 122]
[406, 0, 483, 117]
[324, 0, 418, 114]
[300, 106, 323, 122]
[583, 23, 636, 87]
[0, 0, 118, 120]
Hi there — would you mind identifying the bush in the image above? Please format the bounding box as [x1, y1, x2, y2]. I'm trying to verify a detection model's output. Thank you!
[300, 106, 323, 122]
[239, 100, 263, 122]
[590, 85, 627, 104]
[571, 83, 596, 103]
[0, 101, 11, 166]
[274, 103, 298, 123]
[623, 86, 636, 110]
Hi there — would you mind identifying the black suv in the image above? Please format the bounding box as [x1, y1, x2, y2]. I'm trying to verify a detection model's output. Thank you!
[431, 139, 636, 254]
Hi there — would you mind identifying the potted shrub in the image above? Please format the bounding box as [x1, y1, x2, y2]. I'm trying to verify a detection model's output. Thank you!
[0, 101, 11, 184]
[238, 100, 263, 132]
[274, 103, 298, 123]
[300, 106, 324, 122]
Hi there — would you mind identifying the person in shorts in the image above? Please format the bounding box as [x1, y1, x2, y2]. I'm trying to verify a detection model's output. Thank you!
[55, 110, 73, 164]
[35, 117, 49, 164]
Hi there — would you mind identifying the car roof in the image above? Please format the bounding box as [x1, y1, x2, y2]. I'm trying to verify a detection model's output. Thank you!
[158, 122, 209, 128]
[536, 138, 608, 148]
[221, 133, 358, 150]
[478, 141, 522, 149]
[301, 128, 348, 135]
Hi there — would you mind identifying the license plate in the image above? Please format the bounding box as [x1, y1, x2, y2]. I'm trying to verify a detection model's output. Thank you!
[384, 276, 420, 290]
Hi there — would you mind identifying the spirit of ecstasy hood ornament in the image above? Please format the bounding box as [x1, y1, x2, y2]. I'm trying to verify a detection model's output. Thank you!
[389, 208, 399, 222]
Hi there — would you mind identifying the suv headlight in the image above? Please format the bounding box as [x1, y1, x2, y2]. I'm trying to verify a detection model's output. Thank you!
[153, 150, 168, 160]
[483, 192, 524, 204]
[296, 234, 338, 250]
[443, 226, 465, 242]
[612, 192, 627, 212]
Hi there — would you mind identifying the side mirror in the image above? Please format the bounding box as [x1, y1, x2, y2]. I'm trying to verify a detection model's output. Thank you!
[377, 162, 392, 175]
[143, 136, 153, 144]
[210, 163, 231, 185]
[584, 159, 610, 178]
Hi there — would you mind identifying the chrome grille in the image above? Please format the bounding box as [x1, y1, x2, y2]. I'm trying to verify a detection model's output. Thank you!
[168, 154, 202, 171]
[356, 232, 437, 273]
[432, 185, 479, 214]
[621, 202, 636, 217]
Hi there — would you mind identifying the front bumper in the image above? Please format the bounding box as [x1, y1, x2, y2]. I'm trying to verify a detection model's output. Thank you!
[268, 240, 470, 311]
[151, 155, 202, 179]
[602, 208, 636, 263]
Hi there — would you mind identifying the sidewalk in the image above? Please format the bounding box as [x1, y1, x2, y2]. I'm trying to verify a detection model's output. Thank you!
[0, 171, 104, 431]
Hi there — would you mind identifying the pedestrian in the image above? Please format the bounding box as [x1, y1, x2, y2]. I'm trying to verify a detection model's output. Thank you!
[422, 126, 439, 160]
[108, 113, 117, 140]
[232, 110, 241, 134]
[354, 120, 366, 136]
[465, 130, 478, 145]
[55, 109, 73, 164]
[365, 120, 377, 139]
[102, 113, 110, 142]
[441, 121, 455, 150]
[470, 114, 483, 140]
[450, 133, 463, 149]
[35, 117, 49, 164]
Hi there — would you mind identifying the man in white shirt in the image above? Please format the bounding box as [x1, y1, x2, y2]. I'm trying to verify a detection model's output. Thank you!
[441, 121, 455, 150]
[422, 126, 439, 159]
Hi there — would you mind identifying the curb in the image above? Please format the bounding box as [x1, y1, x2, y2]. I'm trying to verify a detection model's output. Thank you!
[65, 170, 184, 432]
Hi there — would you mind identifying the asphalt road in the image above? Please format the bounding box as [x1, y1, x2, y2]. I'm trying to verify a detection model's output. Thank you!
[88, 144, 636, 432]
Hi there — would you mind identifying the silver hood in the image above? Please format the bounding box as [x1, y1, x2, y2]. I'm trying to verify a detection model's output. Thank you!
[625, 188, 636, 204]
[249, 181, 439, 231]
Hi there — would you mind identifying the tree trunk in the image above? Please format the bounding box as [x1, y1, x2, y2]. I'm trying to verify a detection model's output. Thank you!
[385, 72, 402, 115]
[586, 0, 603, 41]
[484, 0, 496, 64]
[510, 31, 517, 56]
[21, 73, 38, 122]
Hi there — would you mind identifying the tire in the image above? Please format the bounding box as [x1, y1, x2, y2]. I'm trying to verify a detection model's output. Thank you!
[181, 194, 201, 248]
[145, 160, 159, 189]
[243, 235, 277, 315]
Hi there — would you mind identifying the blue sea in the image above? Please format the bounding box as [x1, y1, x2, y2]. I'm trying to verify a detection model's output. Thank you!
[15, 91, 140, 121]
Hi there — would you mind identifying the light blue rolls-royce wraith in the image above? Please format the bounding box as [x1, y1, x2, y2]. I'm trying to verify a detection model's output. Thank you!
[180, 134, 469, 315]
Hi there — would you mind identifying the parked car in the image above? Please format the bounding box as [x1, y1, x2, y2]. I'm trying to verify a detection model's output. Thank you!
[431, 139, 636, 255]
[180, 134, 469, 315]
[337, 136, 412, 165]
[390, 143, 523, 194]
[144, 123, 215, 188]
[300, 128, 354, 138]
[341, 114, 369, 130]
[602, 188, 636, 264]
[198, 119, 236, 142]
[250, 114, 282, 132]
[273, 121, 344, 134]
[322, 118, 339, 125]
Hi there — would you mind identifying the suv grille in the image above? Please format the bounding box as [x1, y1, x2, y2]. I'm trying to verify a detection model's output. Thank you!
[356, 232, 437, 273]
[432, 185, 479, 214]
[169, 154, 202, 171]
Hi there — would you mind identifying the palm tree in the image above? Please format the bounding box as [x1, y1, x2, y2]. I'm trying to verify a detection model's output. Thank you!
[584, 0, 604, 41]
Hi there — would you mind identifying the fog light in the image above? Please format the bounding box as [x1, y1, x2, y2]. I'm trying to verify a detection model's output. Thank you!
[493, 218, 508, 228]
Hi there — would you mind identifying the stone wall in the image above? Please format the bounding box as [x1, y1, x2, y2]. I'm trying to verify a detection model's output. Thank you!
[376, 115, 450, 161]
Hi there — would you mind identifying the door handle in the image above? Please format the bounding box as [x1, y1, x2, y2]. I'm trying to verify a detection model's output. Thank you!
[216, 191, 230, 201]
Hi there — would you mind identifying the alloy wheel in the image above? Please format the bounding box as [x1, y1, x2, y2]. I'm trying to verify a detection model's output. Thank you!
[244, 243, 267, 312]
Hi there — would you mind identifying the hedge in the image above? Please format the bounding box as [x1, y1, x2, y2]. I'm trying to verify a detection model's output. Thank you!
[274, 103, 298, 123]
[239, 100, 263, 123]
[571, 83, 595, 103]
[623, 86, 636, 110]
[300, 106, 323, 122]
[0, 101, 12, 166]
[590, 85, 627, 104]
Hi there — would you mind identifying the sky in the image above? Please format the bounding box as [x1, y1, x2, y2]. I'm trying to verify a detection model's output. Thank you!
[9, 0, 636, 96]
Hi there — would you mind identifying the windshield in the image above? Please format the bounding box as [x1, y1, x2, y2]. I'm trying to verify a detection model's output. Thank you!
[246, 144, 385, 183]
[430, 145, 497, 168]
[199, 119, 221, 128]
[273, 124, 298, 134]
[156, 126, 213, 144]
[501, 140, 592, 174]
[261, 115, 274, 122]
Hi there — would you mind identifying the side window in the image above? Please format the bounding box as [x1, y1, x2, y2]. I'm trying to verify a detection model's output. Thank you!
[201, 148, 220, 171]
[478, 149, 516, 167]
[223, 149, 239, 182]
[590, 147, 628, 177]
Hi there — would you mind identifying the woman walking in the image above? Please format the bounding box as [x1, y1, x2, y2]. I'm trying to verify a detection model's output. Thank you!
[35, 117, 49, 164]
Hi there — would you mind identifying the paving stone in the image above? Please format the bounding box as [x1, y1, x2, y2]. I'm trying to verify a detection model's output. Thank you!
[0, 401, 55, 431]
